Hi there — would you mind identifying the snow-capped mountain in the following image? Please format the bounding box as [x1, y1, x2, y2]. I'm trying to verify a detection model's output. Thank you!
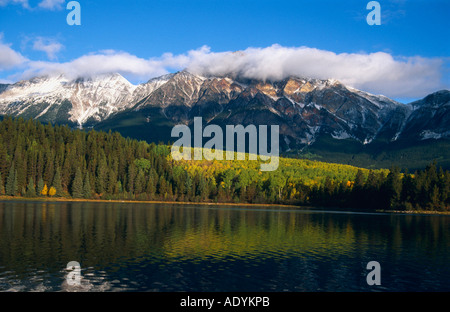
[0, 71, 448, 153]
[400, 90, 450, 141]
[0, 73, 137, 127]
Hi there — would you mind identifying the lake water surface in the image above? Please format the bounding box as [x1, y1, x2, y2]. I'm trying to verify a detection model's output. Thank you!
[0, 201, 448, 292]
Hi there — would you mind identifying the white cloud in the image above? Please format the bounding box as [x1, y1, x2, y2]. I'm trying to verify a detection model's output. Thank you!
[32, 37, 64, 60]
[0, 0, 29, 9]
[37, 0, 65, 10]
[23, 50, 171, 81]
[0, 35, 28, 70]
[0, 0, 65, 10]
[2, 43, 448, 99]
[184, 45, 446, 98]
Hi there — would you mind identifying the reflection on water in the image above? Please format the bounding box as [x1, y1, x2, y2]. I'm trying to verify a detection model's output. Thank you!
[0, 201, 448, 292]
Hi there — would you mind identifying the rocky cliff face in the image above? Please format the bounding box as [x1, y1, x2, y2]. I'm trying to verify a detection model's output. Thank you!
[400, 90, 450, 141]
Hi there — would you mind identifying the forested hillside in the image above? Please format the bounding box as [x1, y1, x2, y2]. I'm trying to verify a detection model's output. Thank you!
[0, 116, 448, 211]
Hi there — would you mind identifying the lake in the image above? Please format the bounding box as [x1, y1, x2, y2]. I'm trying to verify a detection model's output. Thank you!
[0, 200, 448, 292]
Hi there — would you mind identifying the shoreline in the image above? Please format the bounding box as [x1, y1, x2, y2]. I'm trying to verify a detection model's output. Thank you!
[375, 209, 450, 215]
[0, 196, 448, 215]
[0, 195, 299, 209]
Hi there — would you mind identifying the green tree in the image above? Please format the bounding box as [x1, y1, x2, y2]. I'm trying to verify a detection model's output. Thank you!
[0, 143, 8, 176]
[146, 177, 155, 199]
[196, 173, 208, 200]
[236, 169, 252, 199]
[83, 172, 92, 199]
[0, 172, 4, 195]
[116, 180, 123, 194]
[37, 177, 45, 197]
[134, 158, 152, 173]
[43, 150, 55, 186]
[135, 169, 146, 194]
[52, 166, 63, 197]
[429, 185, 441, 211]
[96, 156, 108, 194]
[365, 170, 380, 190]
[127, 162, 136, 194]
[185, 173, 194, 200]
[25, 177, 36, 197]
[354, 169, 365, 190]
[383, 166, 402, 210]
[268, 172, 286, 200]
[106, 168, 118, 195]
[158, 176, 168, 198]
[71, 168, 83, 198]
[5, 164, 18, 196]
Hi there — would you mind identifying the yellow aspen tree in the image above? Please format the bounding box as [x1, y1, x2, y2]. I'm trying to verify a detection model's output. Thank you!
[48, 186, 56, 197]
[41, 184, 48, 196]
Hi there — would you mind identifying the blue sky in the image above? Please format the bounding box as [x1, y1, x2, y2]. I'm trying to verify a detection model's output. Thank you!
[0, 0, 449, 102]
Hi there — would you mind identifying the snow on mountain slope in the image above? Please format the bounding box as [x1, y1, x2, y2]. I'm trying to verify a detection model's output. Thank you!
[0, 75, 71, 110]
[0, 73, 137, 127]
[68, 73, 137, 126]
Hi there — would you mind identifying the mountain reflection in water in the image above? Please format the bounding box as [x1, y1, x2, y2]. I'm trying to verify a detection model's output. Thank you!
[0, 201, 448, 292]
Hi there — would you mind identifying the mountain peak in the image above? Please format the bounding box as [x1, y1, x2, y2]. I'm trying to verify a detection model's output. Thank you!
[410, 89, 450, 109]
[424, 90, 450, 102]
[71, 72, 130, 84]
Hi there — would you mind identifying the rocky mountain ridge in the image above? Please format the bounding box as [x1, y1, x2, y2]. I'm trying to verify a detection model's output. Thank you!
[0, 71, 448, 155]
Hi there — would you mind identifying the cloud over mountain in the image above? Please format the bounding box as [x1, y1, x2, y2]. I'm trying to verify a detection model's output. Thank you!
[2, 42, 448, 99]
[184, 45, 445, 99]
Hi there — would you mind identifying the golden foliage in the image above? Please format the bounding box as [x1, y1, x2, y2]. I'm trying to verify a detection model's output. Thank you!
[48, 186, 56, 197]
[41, 184, 48, 196]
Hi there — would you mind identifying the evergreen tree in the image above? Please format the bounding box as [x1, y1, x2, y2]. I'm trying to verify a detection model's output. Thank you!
[71, 168, 83, 198]
[83, 172, 92, 199]
[37, 177, 45, 197]
[106, 168, 117, 195]
[0, 143, 8, 176]
[185, 173, 195, 200]
[0, 172, 4, 195]
[354, 169, 365, 190]
[43, 150, 55, 186]
[52, 166, 63, 197]
[365, 170, 379, 190]
[158, 176, 168, 198]
[5, 164, 18, 196]
[146, 177, 155, 199]
[350, 169, 367, 208]
[197, 173, 208, 200]
[400, 173, 415, 207]
[13, 139, 26, 194]
[127, 163, 136, 194]
[135, 169, 146, 194]
[96, 156, 108, 194]
[429, 185, 441, 211]
[116, 180, 123, 194]
[25, 177, 36, 197]
[383, 166, 402, 210]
